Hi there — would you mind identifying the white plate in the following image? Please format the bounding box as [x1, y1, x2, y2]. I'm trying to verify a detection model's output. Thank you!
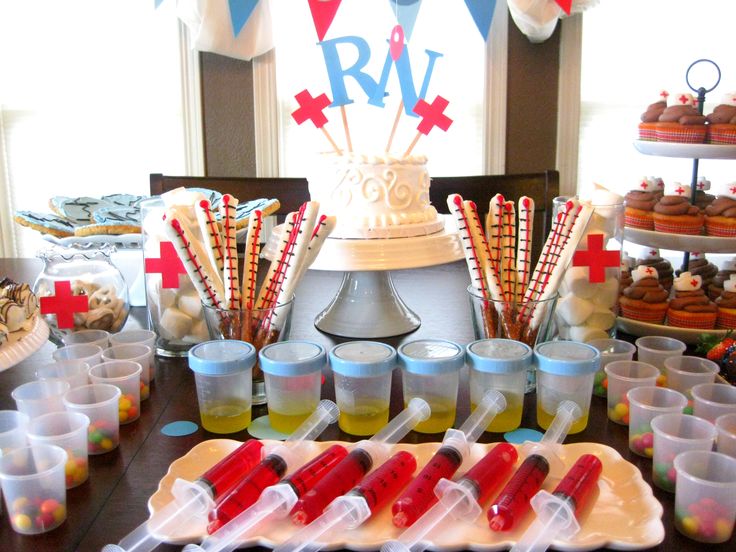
[148, 439, 664, 551]
[616, 316, 728, 344]
[623, 227, 736, 254]
[633, 140, 736, 159]
[0, 316, 50, 372]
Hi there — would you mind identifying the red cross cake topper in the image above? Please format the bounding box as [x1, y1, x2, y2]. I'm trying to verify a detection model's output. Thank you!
[292, 89, 332, 129]
[572, 233, 621, 283]
[413, 95, 453, 136]
[145, 241, 187, 289]
[40, 280, 89, 329]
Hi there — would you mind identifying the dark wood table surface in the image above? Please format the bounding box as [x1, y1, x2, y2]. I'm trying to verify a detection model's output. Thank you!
[0, 257, 733, 552]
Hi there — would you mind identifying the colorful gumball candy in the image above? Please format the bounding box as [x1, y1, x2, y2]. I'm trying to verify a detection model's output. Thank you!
[118, 393, 139, 424]
[64, 450, 89, 488]
[87, 419, 117, 454]
[593, 370, 607, 397]
[629, 425, 655, 457]
[676, 497, 735, 542]
[9, 494, 66, 534]
[608, 395, 630, 424]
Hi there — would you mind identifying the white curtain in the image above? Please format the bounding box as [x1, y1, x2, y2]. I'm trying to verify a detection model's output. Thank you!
[0, 107, 17, 257]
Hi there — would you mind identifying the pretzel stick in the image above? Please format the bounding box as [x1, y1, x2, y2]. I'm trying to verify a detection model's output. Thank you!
[255, 209, 301, 311]
[515, 197, 534, 303]
[194, 199, 225, 278]
[241, 210, 263, 310]
[220, 194, 241, 310]
[501, 201, 517, 304]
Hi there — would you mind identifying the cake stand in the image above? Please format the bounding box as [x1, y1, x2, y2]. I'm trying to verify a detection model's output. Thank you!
[262, 215, 464, 338]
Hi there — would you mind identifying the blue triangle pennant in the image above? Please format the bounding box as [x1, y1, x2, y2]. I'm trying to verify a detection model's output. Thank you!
[464, 0, 497, 41]
[388, 0, 422, 40]
[154, 0, 164, 8]
[228, 0, 260, 38]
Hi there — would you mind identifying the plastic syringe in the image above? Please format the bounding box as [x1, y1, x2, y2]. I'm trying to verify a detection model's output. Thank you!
[206, 400, 340, 533]
[488, 400, 583, 532]
[382, 442, 518, 552]
[290, 397, 431, 526]
[101, 440, 263, 552]
[274, 450, 418, 552]
[392, 389, 507, 528]
[510, 453, 603, 552]
[182, 443, 348, 552]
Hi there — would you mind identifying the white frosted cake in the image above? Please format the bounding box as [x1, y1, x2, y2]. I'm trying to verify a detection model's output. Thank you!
[307, 153, 445, 239]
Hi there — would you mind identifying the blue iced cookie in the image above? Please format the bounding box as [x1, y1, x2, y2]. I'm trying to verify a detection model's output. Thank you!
[101, 193, 148, 208]
[14, 211, 76, 237]
[76, 206, 142, 236]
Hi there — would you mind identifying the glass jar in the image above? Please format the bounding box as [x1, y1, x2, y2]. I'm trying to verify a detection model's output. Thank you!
[34, 244, 129, 345]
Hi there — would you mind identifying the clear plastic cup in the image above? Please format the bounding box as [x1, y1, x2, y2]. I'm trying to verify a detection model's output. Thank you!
[63, 383, 121, 455]
[664, 356, 720, 397]
[34, 359, 90, 389]
[398, 339, 464, 434]
[0, 410, 30, 454]
[0, 444, 68, 534]
[330, 341, 396, 436]
[691, 383, 736, 423]
[673, 450, 736, 543]
[88, 360, 142, 425]
[651, 413, 717, 492]
[635, 336, 686, 374]
[61, 329, 110, 349]
[52, 343, 103, 367]
[627, 386, 688, 458]
[188, 340, 256, 434]
[26, 411, 90, 489]
[109, 330, 157, 380]
[102, 344, 154, 401]
[465, 338, 532, 433]
[604, 361, 659, 425]
[534, 341, 600, 434]
[716, 413, 736, 458]
[260, 341, 325, 434]
[12, 380, 70, 420]
[588, 338, 637, 397]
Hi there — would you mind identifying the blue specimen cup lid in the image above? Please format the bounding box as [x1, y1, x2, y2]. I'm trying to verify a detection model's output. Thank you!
[188, 340, 256, 375]
[534, 341, 600, 376]
[466, 338, 532, 374]
[398, 339, 464, 375]
[259, 341, 326, 376]
[329, 341, 397, 377]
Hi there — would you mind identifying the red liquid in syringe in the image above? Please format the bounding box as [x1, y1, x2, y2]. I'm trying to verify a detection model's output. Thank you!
[197, 439, 264, 499]
[350, 451, 417, 513]
[488, 453, 550, 531]
[285, 444, 349, 497]
[552, 454, 602, 514]
[392, 445, 463, 527]
[291, 447, 374, 525]
[460, 443, 518, 504]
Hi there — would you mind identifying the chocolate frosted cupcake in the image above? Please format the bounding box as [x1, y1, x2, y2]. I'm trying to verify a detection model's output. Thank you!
[633, 247, 674, 291]
[707, 259, 736, 301]
[624, 178, 659, 229]
[653, 182, 704, 235]
[656, 92, 707, 143]
[667, 272, 717, 329]
[705, 182, 736, 237]
[639, 91, 669, 141]
[619, 266, 669, 323]
[694, 177, 715, 212]
[716, 275, 736, 329]
[706, 92, 736, 144]
[687, 252, 719, 296]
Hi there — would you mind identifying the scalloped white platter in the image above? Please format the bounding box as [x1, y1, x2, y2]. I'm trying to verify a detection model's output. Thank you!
[633, 140, 736, 159]
[0, 316, 49, 372]
[623, 227, 736, 254]
[148, 439, 664, 551]
[617, 316, 728, 344]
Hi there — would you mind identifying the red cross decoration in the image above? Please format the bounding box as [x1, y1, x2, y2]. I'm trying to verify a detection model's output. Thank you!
[291, 89, 332, 129]
[678, 94, 689, 105]
[690, 278, 699, 288]
[674, 185, 686, 195]
[40, 280, 89, 329]
[659, 90, 669, 100]
[413, 95, 453, 135]
[730, 185, 736, 194]
[639, 180, 649, 189]
[572, 233, 621, 283]
[645, 267, 655, 275]
[145, 241, 186, 289]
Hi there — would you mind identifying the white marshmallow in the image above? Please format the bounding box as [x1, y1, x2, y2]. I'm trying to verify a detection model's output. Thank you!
[159, 307, 193, 340]
[182, 320, 210, 344]
[563, 267, 597, 299]
[178, 293, 203, 319]
[569, 325, 609, 343]
[556, 294, 595, 327]
[586, 308, 616, 331]
[592, 277, 620, 309]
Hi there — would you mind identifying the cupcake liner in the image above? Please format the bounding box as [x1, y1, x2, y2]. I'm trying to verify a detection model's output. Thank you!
[653, 219, 702, 235]
[707, 125, 736, 145]
[625, 211, 654, 230]
[717, 309, 736, 330]
[655, 125, 707, 143]
[705, 220, 736, 237]
[620, 304, 667, 324]
[638, 123, 657, 141]
[666, 309, 717, 329]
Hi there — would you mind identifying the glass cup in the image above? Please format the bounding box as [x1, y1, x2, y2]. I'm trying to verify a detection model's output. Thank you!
[102, 344, 154, 401]
[52, 343, 103, 367]
[0, 444, 68, 534]
[88, 360, 142, 425]
[691, 383, 736, 423]
[26, 411, 90, 489]
[61, 329, 110, 349]
[665, 356, 720, 397]
[673, 450, 736, 543]
[465, 338, 532, 433]
[627, 386, 688, 458]
[651, 413, 717, 492]
[468, 286, 557, 392]
[587, 338, 637, 397]
[534, 341, 600, 434]
[202, 298, 294, 406]
[604, 361, 659, 425]
[330, 341, 396, 436]
[189, 340, 256, 434]
[12, 380, 70, 420]
[63, 383, 121, 455]
[398, 339, 464, 434]
[260, 341, 326, 434]
[716, 413, 736, 458]
[34, 360, 90, 389]
[635, 336, 686, 374]
[0, 411, 30, 454]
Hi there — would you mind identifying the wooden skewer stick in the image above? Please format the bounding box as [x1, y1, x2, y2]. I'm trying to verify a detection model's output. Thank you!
[402, 131, 422, 158]
[385, 100, 404, 153]
[321, 127, 343, 155]
[340, 106, 352, 153]
[241, 210, 263, 310]
[220, 194, 241, 310]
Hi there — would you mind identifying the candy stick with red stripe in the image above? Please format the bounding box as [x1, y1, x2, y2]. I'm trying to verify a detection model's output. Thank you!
[255, 209, 301, 311]
[219, 194, 241, 310]
[295, 214, 337, 283]
[194, 199, 225, 278]
[515, 196, 534, 302]
[485, 194, 506, 278]
[463, 199, 505, 306]
[241, 210, 263, 310]
[501, 200, 517, 304]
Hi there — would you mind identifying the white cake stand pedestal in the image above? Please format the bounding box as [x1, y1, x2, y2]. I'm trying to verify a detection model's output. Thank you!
[262, 216, 464, 338]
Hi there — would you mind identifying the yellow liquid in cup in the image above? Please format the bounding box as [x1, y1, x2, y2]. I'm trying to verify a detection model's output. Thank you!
[201, 403, 252, 434]
[269, 410, 311, 434]
[407, 398, 456, 434]
[536, 404, 588, 434]
[471, 401, 523, 433]
[339, 402, 389, 436]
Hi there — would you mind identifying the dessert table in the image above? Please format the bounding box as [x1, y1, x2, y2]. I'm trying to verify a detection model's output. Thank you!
[0, 257, 732, 552]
